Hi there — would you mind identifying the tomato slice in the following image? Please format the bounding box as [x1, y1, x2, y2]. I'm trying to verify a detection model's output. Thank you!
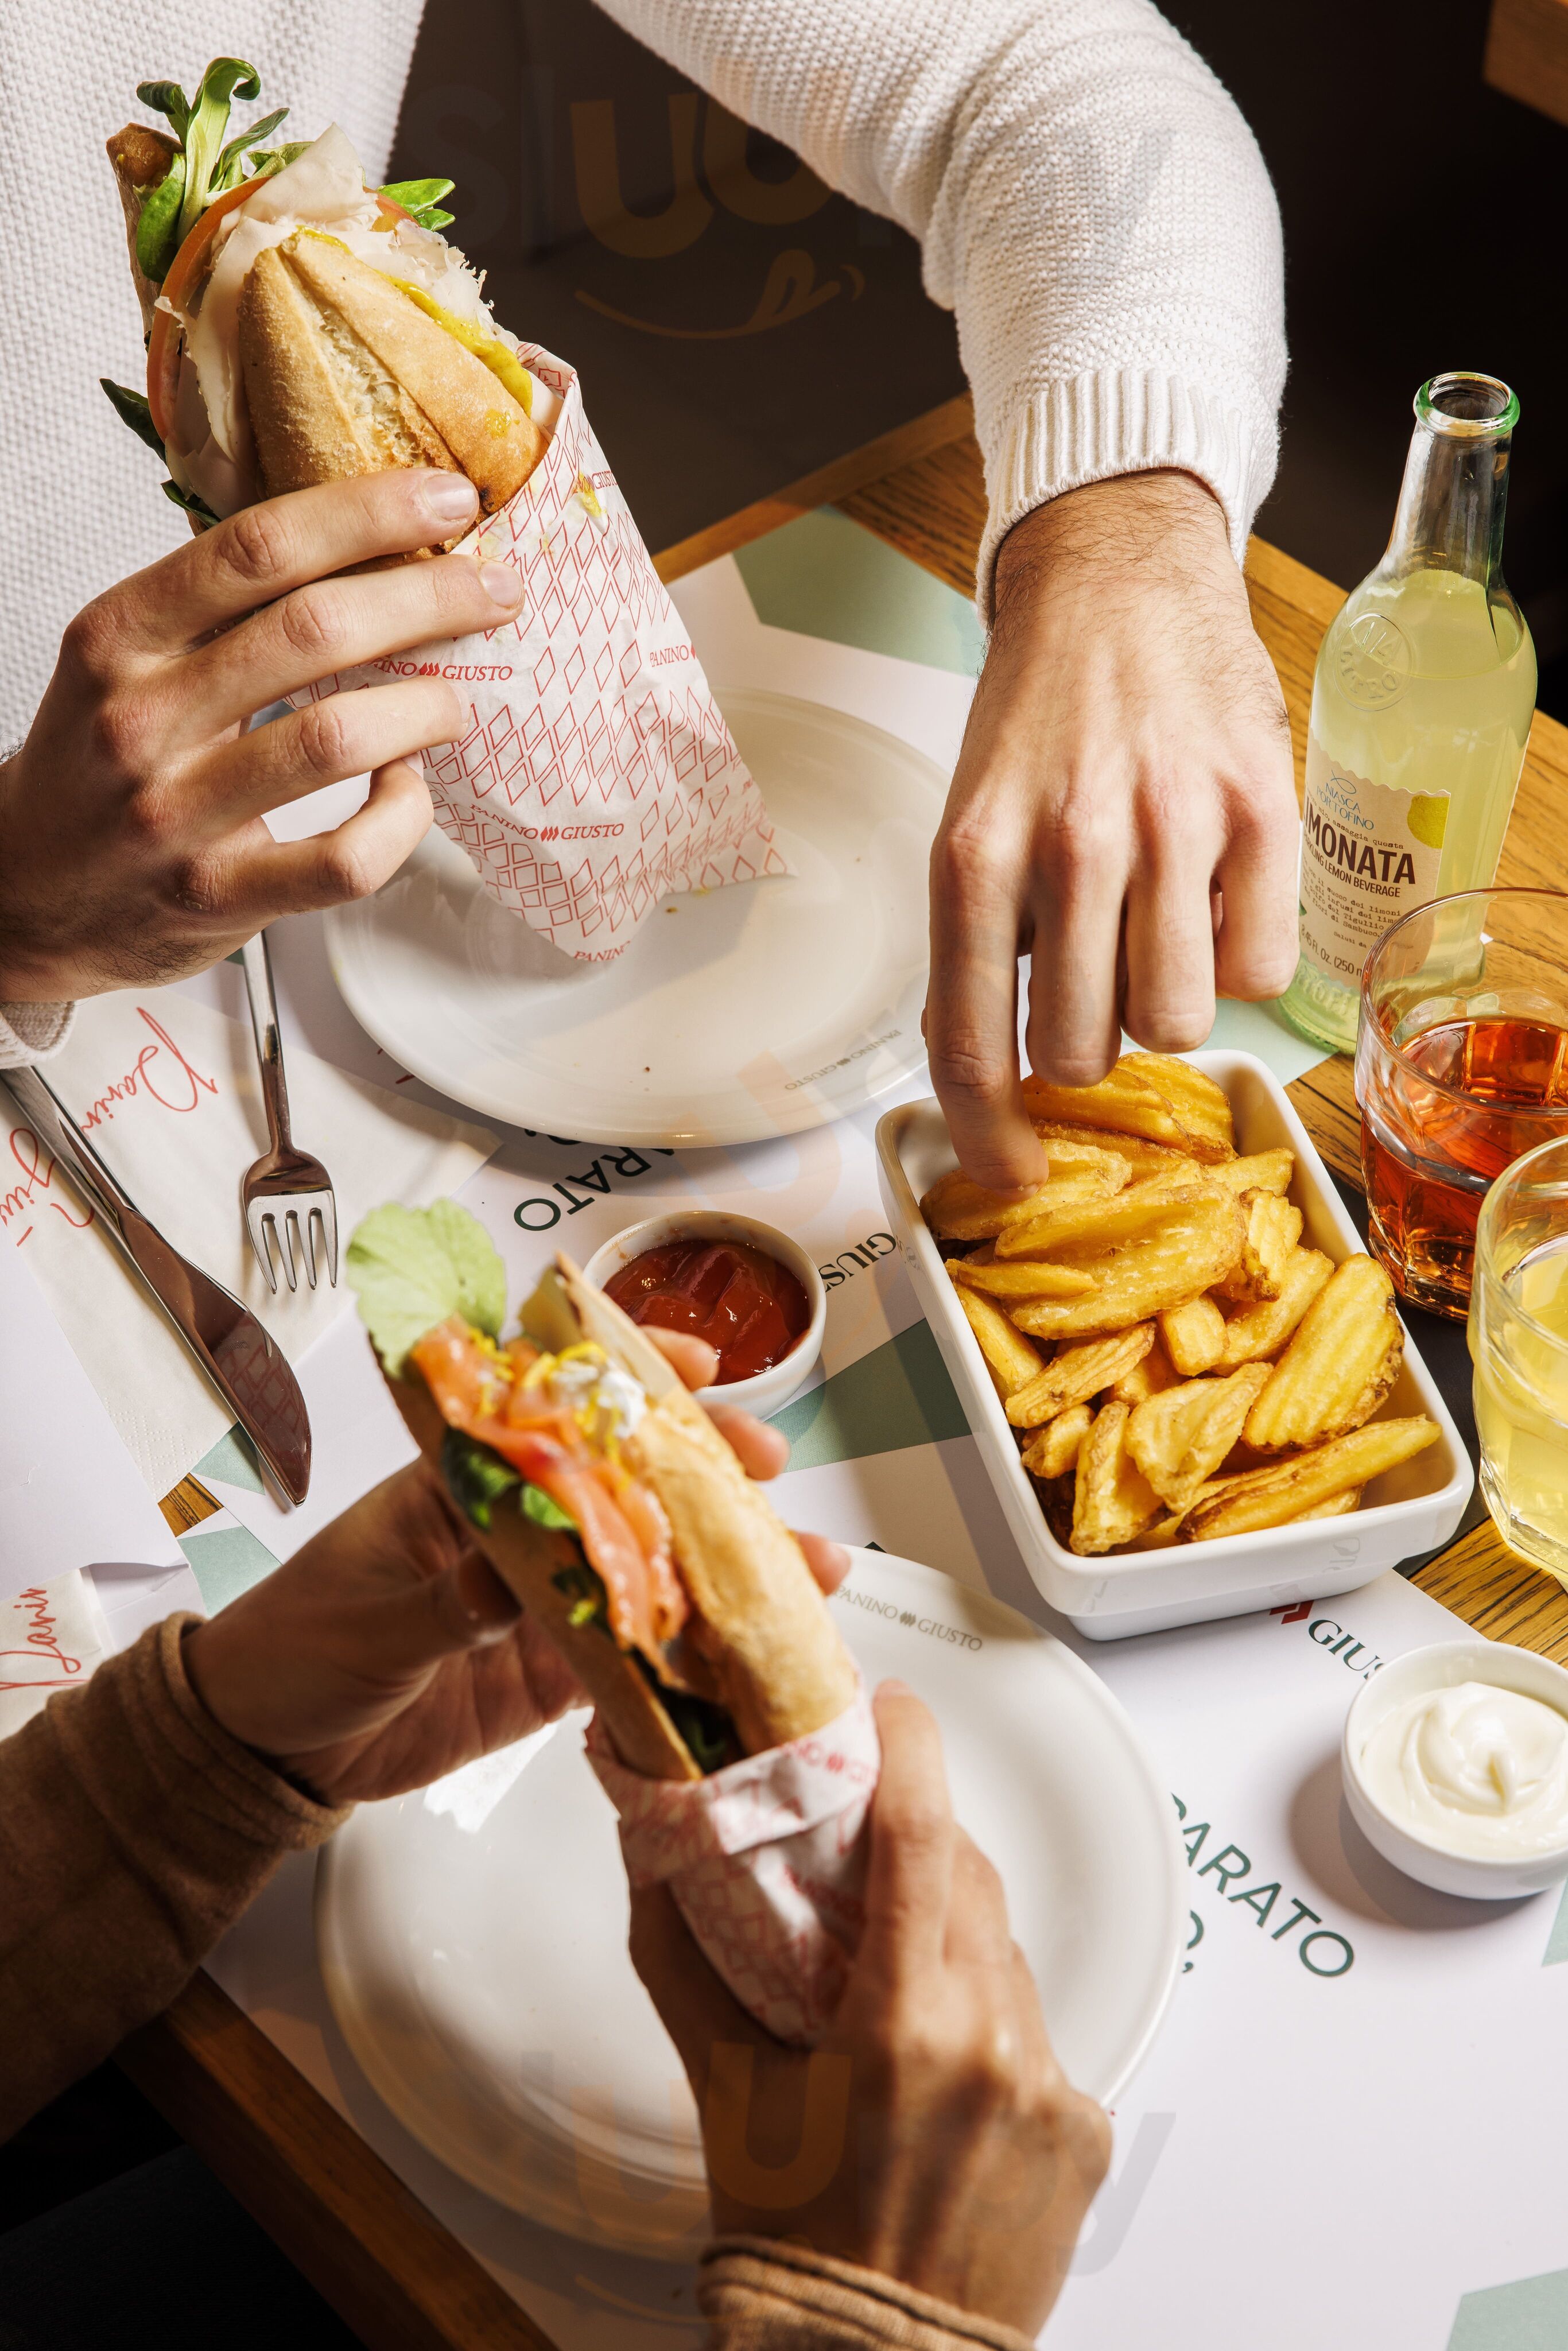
[146, 181, 411, 448]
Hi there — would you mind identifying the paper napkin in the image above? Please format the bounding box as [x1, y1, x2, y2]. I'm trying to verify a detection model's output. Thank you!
[286, 344, 787, 960]
[0, 988, 494, 1496]
[0, 1241, 188, 1604]
[0, 1570, 114, 1739]
[587, 1682, 880, 2045]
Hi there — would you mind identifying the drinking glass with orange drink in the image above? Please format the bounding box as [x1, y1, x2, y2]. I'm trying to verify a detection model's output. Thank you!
[1468, 1135, 1568, 1584]
[1356, 889, 1568, 1318]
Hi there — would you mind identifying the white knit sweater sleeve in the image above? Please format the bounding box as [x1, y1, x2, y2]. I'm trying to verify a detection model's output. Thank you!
[600, 0, 1285, 607]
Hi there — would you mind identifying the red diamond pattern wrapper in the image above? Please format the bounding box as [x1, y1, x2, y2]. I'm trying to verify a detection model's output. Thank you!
[586, 1683, 880, 2046]
[285, 345, 789, 960]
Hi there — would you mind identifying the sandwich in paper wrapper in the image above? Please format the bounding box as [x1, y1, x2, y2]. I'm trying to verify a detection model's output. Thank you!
[103, 90, 786, 961]
[587, 1682, 879, 2046]
[347, 1203, 879, 2046]
[286, 348, 790, 960]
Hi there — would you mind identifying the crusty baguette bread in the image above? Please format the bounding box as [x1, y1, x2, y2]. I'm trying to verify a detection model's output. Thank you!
[560, 1260, 861, 1754]
[385, 1251, 859, 1780]
[238, 231, 546, 513]
[240, 243, 453, 495]
[386, 1365, 701, 1782]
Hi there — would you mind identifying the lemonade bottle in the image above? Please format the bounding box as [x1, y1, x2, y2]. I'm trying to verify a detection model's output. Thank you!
[1278, 372, 1536, 1055]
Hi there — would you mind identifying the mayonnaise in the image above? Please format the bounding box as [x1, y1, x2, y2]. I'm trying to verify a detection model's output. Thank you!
[544, 1348, 646, 1449]
[1360, 1681, 1568, 1859]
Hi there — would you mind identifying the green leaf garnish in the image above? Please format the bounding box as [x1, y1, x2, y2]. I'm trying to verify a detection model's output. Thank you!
[100, 379, 164, 457]
[377, 179, 457, 232]
[131, 58, 282, 286]
[380, 177, 455, 211]
[249, 141, 310, 178]
[658, 1686, 736, 1774]
[522, 1483, 578, 1534]
[214, 107, 288, 192]
[440, 1428, 519, 1529]
[346, 1200, 508, 1377]
[552, 1562, 610, 1633]
[135, 79, 192, 141]
[134, 157, 187, 282]
[160, 478, 218, 527]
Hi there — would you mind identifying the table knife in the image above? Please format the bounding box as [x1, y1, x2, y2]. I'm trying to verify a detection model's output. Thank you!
[3, 1064, 311, 1504]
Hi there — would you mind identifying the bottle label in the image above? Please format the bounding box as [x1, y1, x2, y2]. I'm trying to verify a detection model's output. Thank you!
[1296, 734, 1447, 988]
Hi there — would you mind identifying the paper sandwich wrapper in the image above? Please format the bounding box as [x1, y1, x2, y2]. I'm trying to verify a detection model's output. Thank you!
[587, 1680, 880, 2046]
[286, 343, 789, 960]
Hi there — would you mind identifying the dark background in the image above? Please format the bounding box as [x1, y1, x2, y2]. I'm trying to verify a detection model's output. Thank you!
[389, 1, 1567, 718]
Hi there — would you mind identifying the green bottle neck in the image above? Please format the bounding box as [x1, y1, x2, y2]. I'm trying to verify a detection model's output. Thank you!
[1382, 371, 1517, 593]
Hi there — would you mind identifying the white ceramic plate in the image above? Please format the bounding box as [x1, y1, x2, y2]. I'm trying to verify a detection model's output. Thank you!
[316, 1550, 1185, 2258]
[323, 689, 942, 1145]
[876, 1051, 1474, 1642]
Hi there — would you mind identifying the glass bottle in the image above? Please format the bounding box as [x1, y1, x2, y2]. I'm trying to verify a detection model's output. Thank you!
[1278, 371, 1536, 1056]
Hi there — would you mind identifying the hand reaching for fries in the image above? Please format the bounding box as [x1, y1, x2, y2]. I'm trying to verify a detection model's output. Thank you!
[922, 1053, 1440, 1556]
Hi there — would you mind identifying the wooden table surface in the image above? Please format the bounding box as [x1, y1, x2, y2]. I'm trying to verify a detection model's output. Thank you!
[130, 405, 1568, 2348]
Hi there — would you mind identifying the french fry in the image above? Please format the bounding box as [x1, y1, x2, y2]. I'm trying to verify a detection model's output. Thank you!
[1107, 1339, 1178, 1406]
[1005, 1323, 1154, 1428]
[1125, 1363, 1272, 1514]
[1159, 1295, 1227, 1376]
[1179, 1418, 1438, 1542]
[1022, 1401, 1094, 1480]
[1010, 1189, 1246, 1340]
[1120, 1053, 1236, 1160]
[1290, 1487, 1361, 1523]
[956, 1285, 1048, 1400]
[1244, 1255, 1403, 1452]
[1216, 1247, 1333, 1368]
[1213, 1189, 1304, 1305]
[994, 1172, 1206, 1259]
[1023, 1065, 1197, 1154]
[1212, 1148, 1295, 1198]
[950, 1256, 1100, 1301]
[1038, 1138, 1136, 1187]
[921, 1158, 1128, 1242]
[1031, 1120, 1201, 1184]
[1071, 1400, 1165, 1553]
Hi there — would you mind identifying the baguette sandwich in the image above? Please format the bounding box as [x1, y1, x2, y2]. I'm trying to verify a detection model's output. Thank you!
[348, 1203, 859, 1780]
[103, 57, 549, 536]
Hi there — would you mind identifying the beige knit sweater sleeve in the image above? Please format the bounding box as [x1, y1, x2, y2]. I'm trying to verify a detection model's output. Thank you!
[605, 0, 1286, 607]
[0, 1614, 346, 2139]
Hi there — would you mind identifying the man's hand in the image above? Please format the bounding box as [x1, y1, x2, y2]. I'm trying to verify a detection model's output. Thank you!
[927, 470, 1298, 1188]
[183, 1331, 848, 1807]
[632, 1682, 1109, 2337]
[0, 470, 524, 1003]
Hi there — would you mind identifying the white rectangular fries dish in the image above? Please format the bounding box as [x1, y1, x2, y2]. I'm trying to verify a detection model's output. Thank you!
[876, 1051, 1473, 1639]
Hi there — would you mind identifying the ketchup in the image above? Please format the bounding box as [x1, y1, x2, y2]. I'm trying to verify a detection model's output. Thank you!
[605, 1237, 810, 1384]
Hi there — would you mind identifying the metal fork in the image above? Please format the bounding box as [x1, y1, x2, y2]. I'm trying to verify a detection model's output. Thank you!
[240, 931, 339, 1293]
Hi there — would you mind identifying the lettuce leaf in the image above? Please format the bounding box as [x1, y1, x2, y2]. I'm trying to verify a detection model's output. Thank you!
[346, 1200, 507, 1375]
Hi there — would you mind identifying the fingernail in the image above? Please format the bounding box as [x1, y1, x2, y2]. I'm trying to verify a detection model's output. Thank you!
[480, 561, 525, 609]
[421, 471, 479, 521]
[879, 1677, 913, 1698]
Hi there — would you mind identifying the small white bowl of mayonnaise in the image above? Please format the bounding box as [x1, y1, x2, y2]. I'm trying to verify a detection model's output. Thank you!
[1343, 1640, 1568, 1899]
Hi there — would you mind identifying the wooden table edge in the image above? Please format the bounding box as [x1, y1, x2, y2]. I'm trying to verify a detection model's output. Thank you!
[117, 1970, 558, 2350]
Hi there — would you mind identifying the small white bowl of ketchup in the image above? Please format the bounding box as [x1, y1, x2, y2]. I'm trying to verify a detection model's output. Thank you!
[582, 1211, 826, 1419]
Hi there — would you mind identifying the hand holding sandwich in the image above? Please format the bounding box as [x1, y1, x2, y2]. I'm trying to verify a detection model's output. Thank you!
[183, 1329, 848, 1808]
[0, 471, 523, 1006]
[634, 1682, 1111, 2338]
